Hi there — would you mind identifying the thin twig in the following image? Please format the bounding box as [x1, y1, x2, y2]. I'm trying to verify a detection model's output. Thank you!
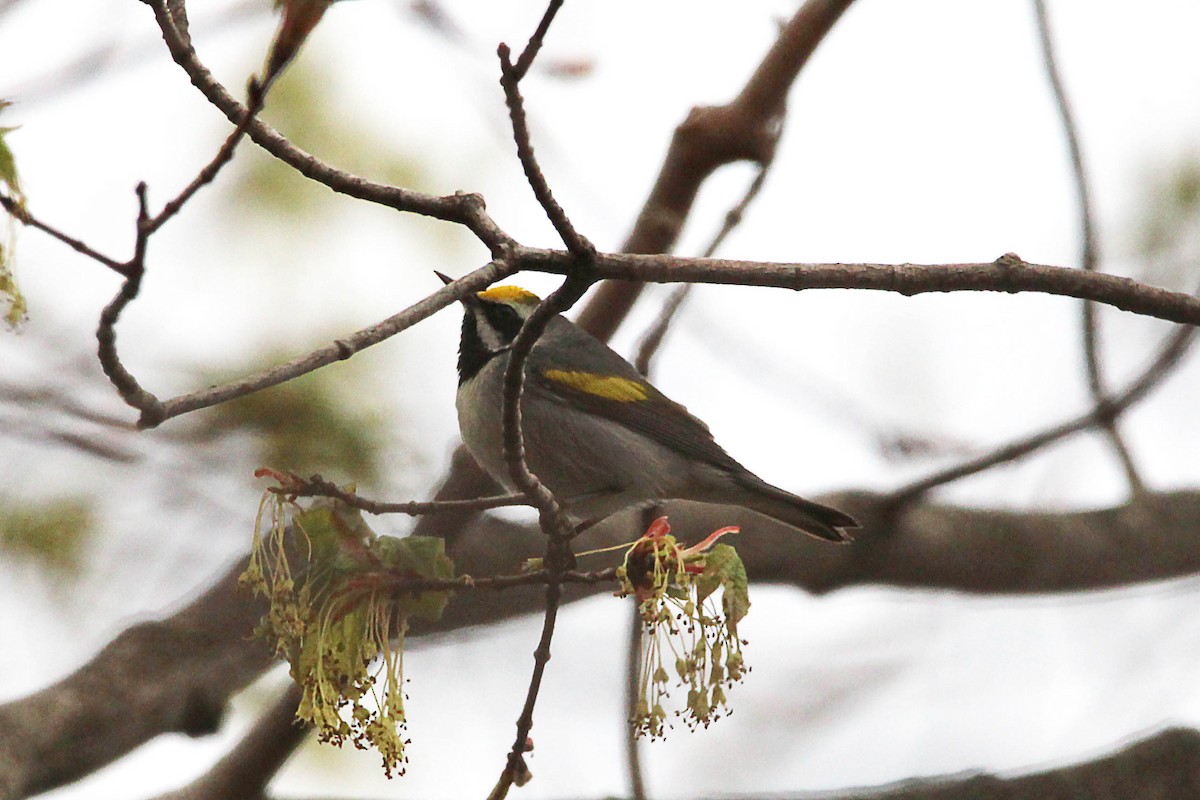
[510, 0, 564, 80]
[141, 259, 512, 427]
[632, 148, 780, 375]
[487, 7, 598, 794]
[624, 597, 647, 800]
[0, 194, 131, 277]
[633, 285, 691, 376]
[498, 42, 593, 257]
[887, 315, 1197, 506]
[623, 120, 786, 800]
[275, 476, 530, 516]
[1033, 0, 1144, 493]
[146, 77, 267, 235]
[489, 579, 562, 800]
[498, 273, 594, 549]
[95, 184, 163, 419]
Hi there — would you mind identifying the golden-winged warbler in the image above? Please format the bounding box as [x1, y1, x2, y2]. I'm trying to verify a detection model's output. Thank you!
[447, 280, 857, 542]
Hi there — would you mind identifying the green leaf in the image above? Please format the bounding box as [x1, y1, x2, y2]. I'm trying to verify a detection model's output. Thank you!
[0, 101, 22, 199]
[696, 544, 750, 632]
[372, 534, 454, 622]
[0, 101, 26, 329]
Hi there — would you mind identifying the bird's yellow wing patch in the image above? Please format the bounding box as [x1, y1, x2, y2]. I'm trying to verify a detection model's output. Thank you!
[478, 285, 540, 304]
[543, 370, 650, 402]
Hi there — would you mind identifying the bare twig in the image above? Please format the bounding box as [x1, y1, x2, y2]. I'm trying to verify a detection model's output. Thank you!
[632, 145, 780, 376]
[633, 284, 691, 377]
[94, 185, 161, 418]
[1033, 0, 1144, 493]
[525, 250, 1200, 327]
[490, 268, 593, 799]
[139, 259, 512, 427]
[887, 315, 1197, 505]
[145, 77, 267, 235]
[498, 42, 593, 257]
[487, 6, 599, 792]
[0, 195, 131, 277]
[508, 0, 564, 80]
[272, 474, 529, 516]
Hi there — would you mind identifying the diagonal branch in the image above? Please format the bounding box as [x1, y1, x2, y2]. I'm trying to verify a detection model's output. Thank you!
[147, 684, 306, 800]
[887, 312, 1196, 505]
[1032, 0, 1144, 493]
[498, 41, 593, 257]
[632, 141, 781, 376]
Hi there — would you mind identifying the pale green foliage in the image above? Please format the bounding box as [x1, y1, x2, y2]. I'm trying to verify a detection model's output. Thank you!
[0, 495, 94, 575]
[241, 488, 454, 777]
[616, 517, 750, 738]
[205, 363, 383, 485]
[230, 57, 426, 220]
[0, 99, 27, 328]
[1136, 152, 1200, 291]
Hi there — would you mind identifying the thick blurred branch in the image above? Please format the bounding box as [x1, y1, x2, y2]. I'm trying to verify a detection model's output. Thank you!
[829, 727, 1200, 799]
[148, 685, 306, 800]
[0, 563, 271, 800]
[8, 489, 1200, 799]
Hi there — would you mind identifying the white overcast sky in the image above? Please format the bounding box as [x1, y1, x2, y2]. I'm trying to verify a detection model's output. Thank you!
[3, 1, 1200, 798]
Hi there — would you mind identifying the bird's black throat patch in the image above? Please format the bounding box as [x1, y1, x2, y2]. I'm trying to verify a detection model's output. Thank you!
[457, 302, 525, 384]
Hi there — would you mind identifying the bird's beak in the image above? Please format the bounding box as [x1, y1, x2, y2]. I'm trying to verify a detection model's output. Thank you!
[435, 271, 477, 308]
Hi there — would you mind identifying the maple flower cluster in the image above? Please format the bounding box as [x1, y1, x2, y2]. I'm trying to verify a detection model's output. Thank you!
[616, 516, 751, 738]
[241, 479, 453, 777]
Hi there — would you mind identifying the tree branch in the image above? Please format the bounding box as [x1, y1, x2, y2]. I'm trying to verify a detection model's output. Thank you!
[888, 311, 1196, 504]
[528, 250, 1200, 327]
[0, 561, 272, 800]
[1032, 0, 1144, 493]
[147, 685, 306, 800]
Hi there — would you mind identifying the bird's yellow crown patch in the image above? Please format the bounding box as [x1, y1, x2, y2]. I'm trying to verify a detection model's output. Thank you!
[478, 285, 541, 304]
[543, 370, 649, 402]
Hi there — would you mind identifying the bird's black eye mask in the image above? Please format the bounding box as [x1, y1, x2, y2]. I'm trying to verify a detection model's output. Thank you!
[482, 302, 524, 343]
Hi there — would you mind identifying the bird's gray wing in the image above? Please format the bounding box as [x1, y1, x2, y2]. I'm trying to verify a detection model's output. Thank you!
[525, 318, 745, 473]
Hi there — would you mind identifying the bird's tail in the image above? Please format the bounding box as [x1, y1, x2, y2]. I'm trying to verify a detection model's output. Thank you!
[730, 476, 858, 543]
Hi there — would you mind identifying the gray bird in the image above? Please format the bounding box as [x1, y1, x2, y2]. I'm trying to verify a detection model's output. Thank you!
[447, 279, 857, 543]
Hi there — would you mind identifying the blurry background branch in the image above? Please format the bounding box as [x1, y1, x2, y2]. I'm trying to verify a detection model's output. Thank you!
[1033, 0, 1145, 495]
[6, 486, 1200, 799]
[141, 724, 1200, 800]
